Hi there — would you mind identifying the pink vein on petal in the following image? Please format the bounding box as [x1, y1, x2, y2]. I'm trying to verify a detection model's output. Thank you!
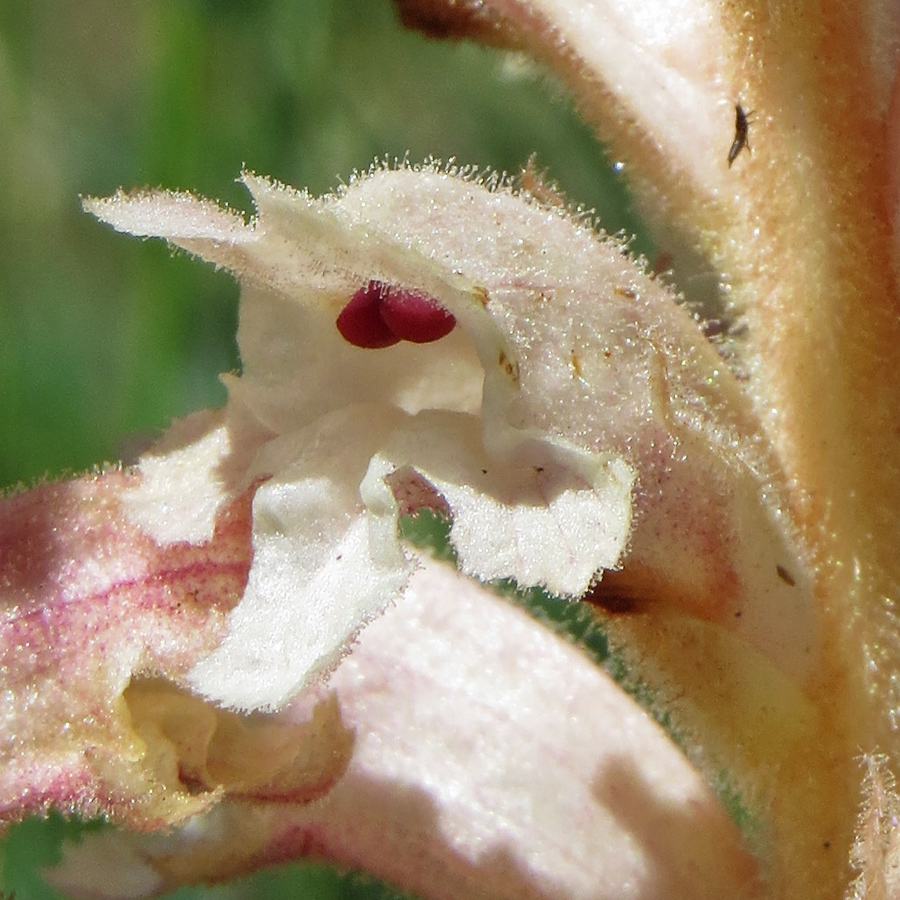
[0, 470, 256, 826]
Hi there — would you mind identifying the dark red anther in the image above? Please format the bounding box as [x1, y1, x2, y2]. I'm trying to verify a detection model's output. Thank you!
[379, 286, 456, 343]
[336, 281, 401, 349]
[335, 280, 456, 348]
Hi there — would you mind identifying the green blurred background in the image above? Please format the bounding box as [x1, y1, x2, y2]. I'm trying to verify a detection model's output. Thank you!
[0, 1, 645, 897]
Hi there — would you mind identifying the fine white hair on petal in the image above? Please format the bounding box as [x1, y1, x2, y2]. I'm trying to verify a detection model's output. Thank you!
[82, 189, 251, 243]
